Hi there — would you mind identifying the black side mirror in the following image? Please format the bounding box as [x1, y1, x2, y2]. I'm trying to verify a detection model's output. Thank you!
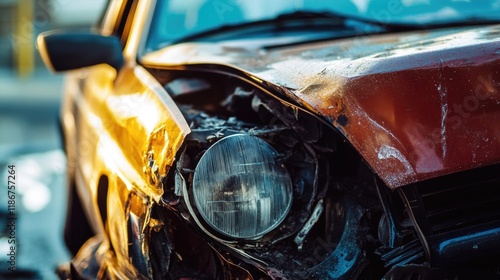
[37, 31, 124, 72]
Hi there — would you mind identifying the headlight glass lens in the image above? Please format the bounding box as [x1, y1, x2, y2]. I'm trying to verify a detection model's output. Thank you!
[192, 134, 292, 239]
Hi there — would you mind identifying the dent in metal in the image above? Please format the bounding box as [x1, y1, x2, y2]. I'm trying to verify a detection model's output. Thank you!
[68, 63, 192, 277]
[104, 66, 190, 201]
[377, 145, 415, 177]
[143, 24, 500, 188]
[127, 191, 152, 278]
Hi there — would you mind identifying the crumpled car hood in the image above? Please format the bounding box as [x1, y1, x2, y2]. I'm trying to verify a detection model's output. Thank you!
[142, 25, 500, 188]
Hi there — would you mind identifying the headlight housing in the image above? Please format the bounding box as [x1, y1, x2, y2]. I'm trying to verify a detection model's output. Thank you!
[192, 134, 293, 239]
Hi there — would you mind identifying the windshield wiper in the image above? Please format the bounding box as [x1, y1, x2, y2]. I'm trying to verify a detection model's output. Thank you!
[275, 10, 346, 23]
[172, 9, 500, 45]
[273, 11, 500, 32]
[173, 10, 369, 44]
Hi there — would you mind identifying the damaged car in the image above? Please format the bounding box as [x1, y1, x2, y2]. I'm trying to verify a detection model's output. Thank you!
[37, 0, 500, 279]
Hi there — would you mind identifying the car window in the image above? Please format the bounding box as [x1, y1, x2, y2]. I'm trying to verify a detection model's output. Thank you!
[145, 0, 500, 52]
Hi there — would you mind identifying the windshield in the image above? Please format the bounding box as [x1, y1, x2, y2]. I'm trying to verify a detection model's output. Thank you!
[146, 0, 500, 51]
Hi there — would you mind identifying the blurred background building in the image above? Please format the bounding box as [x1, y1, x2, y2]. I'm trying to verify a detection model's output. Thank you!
[1, 0, 106, 73]
[1, 0, 107, 146]
[0, 1, 106, 279]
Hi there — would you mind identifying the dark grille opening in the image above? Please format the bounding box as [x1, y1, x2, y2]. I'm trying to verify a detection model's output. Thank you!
[415, 164, 500, 234]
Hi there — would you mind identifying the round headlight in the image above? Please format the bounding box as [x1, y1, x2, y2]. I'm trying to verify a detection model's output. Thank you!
[192, 134, 292, 239]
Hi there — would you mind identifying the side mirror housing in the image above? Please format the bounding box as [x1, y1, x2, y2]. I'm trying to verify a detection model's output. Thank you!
[37, 31, 124, 72]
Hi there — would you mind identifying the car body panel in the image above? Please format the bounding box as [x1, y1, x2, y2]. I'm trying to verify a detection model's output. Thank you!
[63, 64, 190, 278]
[103, 66, 190, 200]
[142, 25, 500, 188]
[71, 64, 190, 200]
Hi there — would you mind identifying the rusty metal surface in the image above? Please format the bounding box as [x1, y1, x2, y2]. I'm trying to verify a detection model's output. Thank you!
[142, 25, 500, 188]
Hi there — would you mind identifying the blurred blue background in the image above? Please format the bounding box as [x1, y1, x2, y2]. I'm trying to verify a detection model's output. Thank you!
[0, 1, 106, 279]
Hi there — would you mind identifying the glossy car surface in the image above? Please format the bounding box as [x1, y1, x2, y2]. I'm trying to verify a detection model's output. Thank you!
[38, 0, 500, 279]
